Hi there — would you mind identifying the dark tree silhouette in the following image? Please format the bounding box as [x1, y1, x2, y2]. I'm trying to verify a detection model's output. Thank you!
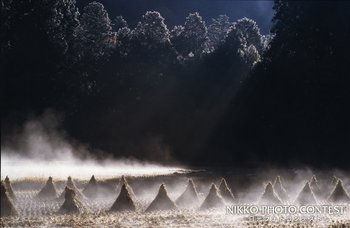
[112, 15, 128, 32]
[44, 0, 80, 59]
[235, 17, 263, 54]
[5, 0, 346, 168]
[77, 1, 116, 62]
[207, 15, 232, 51]
[209, 0, 350, 168]
[171, 12, 208, 60]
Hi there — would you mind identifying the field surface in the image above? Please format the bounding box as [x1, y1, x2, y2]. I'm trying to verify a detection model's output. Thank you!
[1, 169, 350, 227]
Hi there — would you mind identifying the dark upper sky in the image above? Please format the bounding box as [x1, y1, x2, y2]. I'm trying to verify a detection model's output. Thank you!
[77, 0, 274, 34]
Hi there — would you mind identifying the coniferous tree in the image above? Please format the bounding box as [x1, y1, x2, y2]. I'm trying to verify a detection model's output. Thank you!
[210, 0, 350, 167]
[119, 11, 176, 89]
[207, 15, 232, 51]
[44, 0, 80, 58]
[235, 17, 263, 54]
[116, 27, 132, 57]
[77, 1, 116, 62]
[171, 12, 208, 60]
[112, 15, 128, 32]
[132, 11, 170, 47]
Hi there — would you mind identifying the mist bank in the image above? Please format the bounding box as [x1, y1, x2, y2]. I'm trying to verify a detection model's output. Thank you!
[0, 156, 188, 179]
[1, 110, 187, 179]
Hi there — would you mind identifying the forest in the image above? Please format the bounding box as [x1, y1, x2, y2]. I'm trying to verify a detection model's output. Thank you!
[1, 0, 350, 169]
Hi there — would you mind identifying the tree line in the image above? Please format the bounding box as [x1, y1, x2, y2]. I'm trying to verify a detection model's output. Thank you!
[2, 0, 348, 168]
[1, 0, 268, 163]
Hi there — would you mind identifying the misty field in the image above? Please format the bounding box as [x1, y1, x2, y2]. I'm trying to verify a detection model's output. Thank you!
[1, 170, 350, 227]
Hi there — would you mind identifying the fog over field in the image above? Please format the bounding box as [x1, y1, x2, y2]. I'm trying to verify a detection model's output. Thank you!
[1, 111, 187, 179]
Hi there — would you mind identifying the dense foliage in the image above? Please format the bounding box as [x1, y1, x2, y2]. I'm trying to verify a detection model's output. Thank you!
[2, 0, 349, 168]
[208, 1, 350, 168]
